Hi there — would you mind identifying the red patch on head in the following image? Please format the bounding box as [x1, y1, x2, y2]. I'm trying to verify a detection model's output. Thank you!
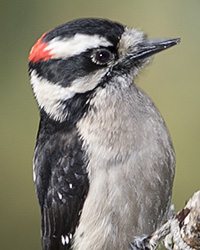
[29, 33, 53, 63]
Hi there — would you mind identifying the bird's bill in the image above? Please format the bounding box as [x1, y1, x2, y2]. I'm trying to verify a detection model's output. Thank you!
[131, 38, 180, 60]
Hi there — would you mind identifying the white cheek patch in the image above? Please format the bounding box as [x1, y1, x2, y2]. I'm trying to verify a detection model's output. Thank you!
[30, 70, 75, 121]
[30, 68, 107, 121]
[45, 34, 112, 59]
[30, 70, 75, 107]
[69, 68, 108, 93]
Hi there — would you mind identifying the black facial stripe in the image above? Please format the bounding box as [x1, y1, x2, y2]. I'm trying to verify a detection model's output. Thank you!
[29, 52, 102, 87]
[43, 18, 124, 47]
[33, 54, 135, 127]
[29, 47, 117, 87]
[38, 88, 93, 129]
[61, 90, 93, 126]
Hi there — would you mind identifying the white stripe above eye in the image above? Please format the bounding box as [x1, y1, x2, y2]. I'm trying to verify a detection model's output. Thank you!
[45, 34, 112, 59]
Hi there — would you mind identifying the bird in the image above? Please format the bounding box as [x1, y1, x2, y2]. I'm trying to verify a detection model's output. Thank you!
[28, 18, 179, 250]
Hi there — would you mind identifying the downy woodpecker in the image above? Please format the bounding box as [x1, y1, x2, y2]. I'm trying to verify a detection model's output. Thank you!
[28, 18, 179, 250]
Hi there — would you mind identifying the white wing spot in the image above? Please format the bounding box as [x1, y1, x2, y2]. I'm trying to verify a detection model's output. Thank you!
[58, 192, 63, 200]
[69, 233, 73, 239]
[65, 235, 70, 244]
[69, 183, 73, 189]
[61, 235, 65, 245]
[61, 235, 70, 245]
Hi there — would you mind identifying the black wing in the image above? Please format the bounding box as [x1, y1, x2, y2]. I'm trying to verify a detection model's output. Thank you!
[34, 119, 89, 250]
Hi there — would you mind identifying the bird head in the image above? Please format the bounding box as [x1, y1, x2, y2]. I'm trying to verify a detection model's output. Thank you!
[28, 18, 180, 123]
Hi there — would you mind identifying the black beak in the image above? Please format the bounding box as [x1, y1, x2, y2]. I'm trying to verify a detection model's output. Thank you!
[131, 38, 180, 60]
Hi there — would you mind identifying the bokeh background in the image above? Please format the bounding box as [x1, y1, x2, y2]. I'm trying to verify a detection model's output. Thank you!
[1, 0, 199, 249]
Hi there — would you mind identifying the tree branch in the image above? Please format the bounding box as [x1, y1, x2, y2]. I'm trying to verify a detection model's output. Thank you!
[131, 190, 200, 250]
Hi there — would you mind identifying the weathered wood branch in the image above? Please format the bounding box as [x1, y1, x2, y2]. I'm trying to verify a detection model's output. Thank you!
[149, 190, 200, 250]
[131, 190, 200, 250]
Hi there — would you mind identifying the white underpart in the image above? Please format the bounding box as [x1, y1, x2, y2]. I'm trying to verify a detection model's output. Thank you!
[30, 68, 108, 121]
[74, 74, 175, 250]
[46, 34, 112, 59]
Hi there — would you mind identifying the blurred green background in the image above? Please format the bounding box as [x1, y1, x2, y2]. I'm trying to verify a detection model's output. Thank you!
[0, 0, 199, 249]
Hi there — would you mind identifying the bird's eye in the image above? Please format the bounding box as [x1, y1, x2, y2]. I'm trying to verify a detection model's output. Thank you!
[91, 48, 114, 65]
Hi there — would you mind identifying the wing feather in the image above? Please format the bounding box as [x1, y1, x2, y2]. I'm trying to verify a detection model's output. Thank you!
[34, 123, 89, 250]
